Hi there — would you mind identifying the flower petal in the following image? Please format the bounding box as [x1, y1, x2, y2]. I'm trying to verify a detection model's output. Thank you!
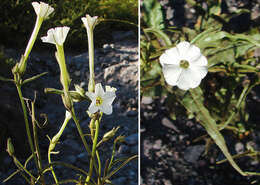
[103, 92, 116, 105]
[186, 44, 201, 62]
[191, 66, 208, 79]
[160, 49, 180, 67]
[88, 102, 99, 114]
[190, 55, 208, 67]
[32, 2, 54, 19]
[81, 15, 99, 32]
[85, 92, 96, 101]
[177, 69, 202, 90]
[162, 64, 182, 86]
[95, 83, 105, 96]
[176, 41, 191, 59]
[100, 104, 113, 115]
[41, 27, 70, 45]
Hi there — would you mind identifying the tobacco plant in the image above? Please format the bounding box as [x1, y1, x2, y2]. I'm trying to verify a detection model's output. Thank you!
[141, 0, 260, 176]
[1, 2, 137, 185]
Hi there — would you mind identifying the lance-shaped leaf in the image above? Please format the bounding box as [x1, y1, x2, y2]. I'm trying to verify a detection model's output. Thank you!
[182, 87, 247, 176]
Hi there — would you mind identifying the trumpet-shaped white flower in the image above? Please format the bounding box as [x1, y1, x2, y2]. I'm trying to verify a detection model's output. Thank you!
[32, 1, 54, 19]
[81, 14, 99, 32]
[41, 27, 70, 46]
[86, 83, 116, 115]
[160, 41, 208, 90]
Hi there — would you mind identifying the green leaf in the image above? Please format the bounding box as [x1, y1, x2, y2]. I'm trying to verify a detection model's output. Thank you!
[182, 87, 247, 176]
[22, 72, 48, 85]
[143, 0, 165, 29]
[144, 28, 172, 46]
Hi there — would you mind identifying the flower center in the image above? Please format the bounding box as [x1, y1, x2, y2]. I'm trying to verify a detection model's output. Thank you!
[96, 96, 103, 106]
[180, 60, 189, 69]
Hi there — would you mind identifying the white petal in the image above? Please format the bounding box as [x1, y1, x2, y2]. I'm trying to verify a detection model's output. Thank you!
[88, 102, 99, 114]
[81, 15, 99, 31]
[95, 83, 105, 96]
[32, 2, 54, 19]
[100, 104, 113, 115]
[162, 64, 182, 86]
[85, 92, 96, 101]
[41, 27, 70, 45]
[103, 92, 116, 105]
[41, 28, 56, 44]
[186, 44, 201, 62]
[176, 41, 191, 59]
[105, 86, 117, 92]
[55, 27, 70, 45]
[177, 69, 202, 90]
[191, 66, 208, 79]
[190, 55, 208, 67]
[160, 48, 180, 66]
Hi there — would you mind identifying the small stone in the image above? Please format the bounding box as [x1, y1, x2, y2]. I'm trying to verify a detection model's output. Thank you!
[125, 133, 138, 145]
[141, 96, 153, 105]
[235, 142, 244, 154]
[184, 145, 205, 163]
[161, 117, 180, 133]
[74, 70, 81, 77]
[153, 139, 162, 150]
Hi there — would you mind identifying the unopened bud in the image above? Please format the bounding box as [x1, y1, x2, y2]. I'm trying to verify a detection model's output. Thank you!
[18, 55, 26, 75]
[62, 93, 72, 110]
[12, 63, 19, 75]
[6, 138, 15, 156]
[75, 84, 85, 97]
[114, 135, 125, 144]
[103, 126, 120, 141]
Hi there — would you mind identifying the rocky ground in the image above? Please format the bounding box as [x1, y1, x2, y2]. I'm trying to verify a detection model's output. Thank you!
[141, 0, 260, 185]
[0, 31, 138, 185]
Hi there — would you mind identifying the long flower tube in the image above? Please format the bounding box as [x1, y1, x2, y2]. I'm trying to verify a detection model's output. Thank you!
[81, 14, 99, 93]
[19, 2, 54, 75]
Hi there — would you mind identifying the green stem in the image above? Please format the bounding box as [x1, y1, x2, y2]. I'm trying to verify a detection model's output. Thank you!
[70, 108, 91, 155]
[16, 85, 39, 173]
[86, 118, 100, 183]
[107, 140, 117, 172]
[31, 102, 45, 185]
[13, 156, 36, 182]
[96, 150, 102, 184]
[219, 82, 250, 130]
[48, 111, 71, 184]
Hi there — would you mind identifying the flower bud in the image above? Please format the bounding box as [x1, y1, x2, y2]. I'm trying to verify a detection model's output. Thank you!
[6, 138, 15, 156]
[75, 84, 85, 97]
[103, 126, 120, 142]
[114, 135, 125, 144]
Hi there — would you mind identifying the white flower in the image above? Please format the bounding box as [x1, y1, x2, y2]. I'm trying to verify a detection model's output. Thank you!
[81, 14, 99, 32]
[160, 41, 208, 90]
[41, 26, 70, 46]
[32, 1, 54, 19]
[86, 83, 116, 115]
